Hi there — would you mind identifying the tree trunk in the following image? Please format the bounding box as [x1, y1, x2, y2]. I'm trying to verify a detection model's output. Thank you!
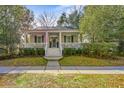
[92, 33, 95, 43]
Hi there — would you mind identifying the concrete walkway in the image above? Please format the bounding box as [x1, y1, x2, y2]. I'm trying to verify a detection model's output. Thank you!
[46, 61, 60, 70]
[0, 66, 124, 74]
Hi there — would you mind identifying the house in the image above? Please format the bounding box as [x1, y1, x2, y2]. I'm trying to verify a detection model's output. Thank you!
[21, 27, 88, 57]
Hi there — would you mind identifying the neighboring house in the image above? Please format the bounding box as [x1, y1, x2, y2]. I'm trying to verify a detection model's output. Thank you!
[21, 27, 89, 57]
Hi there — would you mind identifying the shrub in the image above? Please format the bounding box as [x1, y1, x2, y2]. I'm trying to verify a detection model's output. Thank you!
[63, 48, 77, 56]
[18, 48, 24, 56]
[0, 48, 45, 60]
[19, 48, 45, 56]
[0, 54, 19, 60]
[118, 40, 124, 56]
[63, 48, 72, 56]
[71, 48, 77, 55]
[76, 48, 83, 55]
[0, 54, 10, 60]
[81, 43, 91, 55]
[36, 48, 45, 56]
[82, 43, 117, 58]
[23, 48, 33, 55]
[0, 48, 6, 55]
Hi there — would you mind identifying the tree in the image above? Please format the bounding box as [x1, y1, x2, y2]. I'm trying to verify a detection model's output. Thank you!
[57, 6, 83, 29]
[68, 6, 83, 29]
[38, 12, 57, 27]
[67, 10, 80, 29]
[21, 8, 34, 30]
[0, 6, 34, 54]
[80, 5, 124, 43]
[57, 12, 68, 27]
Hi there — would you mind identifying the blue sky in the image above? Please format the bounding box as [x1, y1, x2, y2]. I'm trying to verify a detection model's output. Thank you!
[25, 5, 83, 26]
[26, 5, 73, 18]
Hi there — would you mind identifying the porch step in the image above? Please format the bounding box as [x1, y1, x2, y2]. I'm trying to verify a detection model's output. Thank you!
[44, 56, 63, 61]
[45, 48, 62, 57]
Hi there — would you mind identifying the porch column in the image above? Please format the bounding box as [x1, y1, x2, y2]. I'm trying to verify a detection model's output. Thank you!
[45, 31, 48, 47]
[59, 32, 62, 55]
[78, 34, 81, 43]
[59, 32, 62, 46]
[78, 33, 81, 48]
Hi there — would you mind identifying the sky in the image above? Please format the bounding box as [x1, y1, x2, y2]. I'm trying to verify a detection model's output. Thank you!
[25, 5, 75, 26]
[25, 5, 83, 27]
[26, 5, 74, 18]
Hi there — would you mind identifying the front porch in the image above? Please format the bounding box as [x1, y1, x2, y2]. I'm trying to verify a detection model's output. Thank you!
[22, 30, 81, 56]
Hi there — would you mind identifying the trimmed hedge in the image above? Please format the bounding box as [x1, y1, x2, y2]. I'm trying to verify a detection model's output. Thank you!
[19, 48, 45, 56]
[36, 48, 45, 56]
[63, 48, 83, 56]
[0, 48, 45, 60]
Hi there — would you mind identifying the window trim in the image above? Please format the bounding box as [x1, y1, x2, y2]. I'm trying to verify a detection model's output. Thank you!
[34, 35, 44, 43]
[37, 36, 42, 43]
[64, 35, 74, 43]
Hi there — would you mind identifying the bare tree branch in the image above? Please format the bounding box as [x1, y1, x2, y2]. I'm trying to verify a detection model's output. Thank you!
[38, 12, 57, 28]
[69, 5, 83, 15]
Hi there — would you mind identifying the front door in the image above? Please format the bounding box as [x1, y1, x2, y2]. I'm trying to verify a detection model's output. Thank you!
[49, 37, 59, 48]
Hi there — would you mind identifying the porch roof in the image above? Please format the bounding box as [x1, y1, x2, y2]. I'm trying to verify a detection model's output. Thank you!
[21, 27, 79, 33]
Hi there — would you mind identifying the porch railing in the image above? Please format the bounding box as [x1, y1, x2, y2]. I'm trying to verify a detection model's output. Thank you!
[23, 43, 45, 48]
[61, 42, 81, 48]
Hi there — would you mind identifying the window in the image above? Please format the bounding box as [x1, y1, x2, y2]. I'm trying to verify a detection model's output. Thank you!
[34, 35, 44, 43]
[66, 36, 71, 42]
[42, 36, 44, 42]
[37, 36, 42, 43]
[64, 35, 74, 43]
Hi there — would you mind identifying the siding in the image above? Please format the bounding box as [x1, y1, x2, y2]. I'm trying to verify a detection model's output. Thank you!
[61, 32, 79, 43]
[25, 32, 79, 43]
[29, 33, 45, 43]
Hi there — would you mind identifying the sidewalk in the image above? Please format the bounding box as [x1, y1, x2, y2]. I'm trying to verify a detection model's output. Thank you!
[0, 66, 124, 74]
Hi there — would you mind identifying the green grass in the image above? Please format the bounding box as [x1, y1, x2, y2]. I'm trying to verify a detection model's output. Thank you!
[0, 57, 47, 66]
[59, 56, 124, 66]
[0, 74, 124, 88]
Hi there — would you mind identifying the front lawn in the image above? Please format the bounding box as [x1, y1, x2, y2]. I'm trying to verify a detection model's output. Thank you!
[0, 74, 124, 88]
[59, 56, 124, 66]
[0, 57, 47, 66]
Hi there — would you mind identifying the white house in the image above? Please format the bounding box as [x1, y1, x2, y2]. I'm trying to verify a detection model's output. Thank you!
[21, 27, 89, 57]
